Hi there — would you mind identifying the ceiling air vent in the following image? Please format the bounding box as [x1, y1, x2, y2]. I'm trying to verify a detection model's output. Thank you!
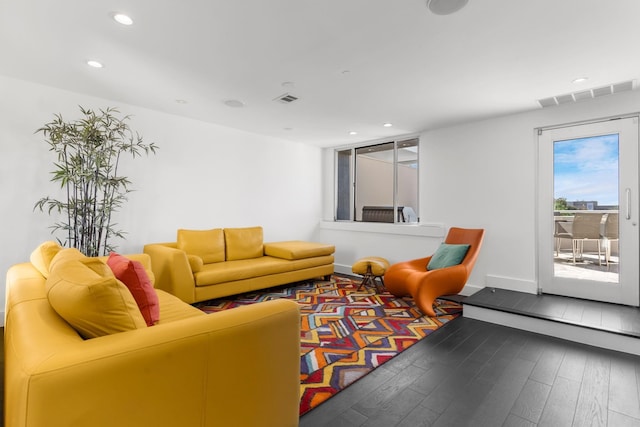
[274, 93, 299, 104]
[592, 86, 612, 98]
[537, 79, 636, 108]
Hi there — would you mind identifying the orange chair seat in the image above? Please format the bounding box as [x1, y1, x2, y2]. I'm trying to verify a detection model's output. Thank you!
[384, 227, 484, 317]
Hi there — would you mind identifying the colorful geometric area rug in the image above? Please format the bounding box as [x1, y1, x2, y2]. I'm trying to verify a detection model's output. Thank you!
[194, 275, 462, 416]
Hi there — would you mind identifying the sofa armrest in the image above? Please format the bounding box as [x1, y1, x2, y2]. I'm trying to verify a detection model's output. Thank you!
[143, 243, 196, 303]
[8, 299, 301, 427]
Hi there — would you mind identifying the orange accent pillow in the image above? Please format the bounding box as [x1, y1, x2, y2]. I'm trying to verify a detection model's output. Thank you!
[107, 252, 160, 326]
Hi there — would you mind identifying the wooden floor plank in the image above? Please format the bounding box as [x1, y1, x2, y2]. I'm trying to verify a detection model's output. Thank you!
[358, 386, 428, 427]
[556, 347, 588, 382]
[573, 353, 610, 427]
[609, 357, 640, 419]
[529, 345, 565, 385]
[600, 305, 623, 331]
[607, 410, 640, 427]
[562, 300, 585, 323]
[352, 364, 427, 417]
[510, 378, 552, 423]
[456, 356, 536, 427]
[503, 413, 537, 427]
[538, 376, 581, 427]
[324, 408, 368, 427]
[395, 402, 441, 427]
[581, 302, 604, 327]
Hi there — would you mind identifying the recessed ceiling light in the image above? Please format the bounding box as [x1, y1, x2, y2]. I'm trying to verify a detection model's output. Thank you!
[572, 77, 589, 84]
[87, 60, 103, 68]
[112, 13, 133, 26]
[426, 0, 469, 15]
[223, 99, 245, 108]
[349, 131, 358, 135]
[383, 123, 393, 127]
[281, 81, 295, 89]
[175, 99, 188, 104]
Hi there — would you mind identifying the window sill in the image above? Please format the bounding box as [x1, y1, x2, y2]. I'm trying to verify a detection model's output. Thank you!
[319, 220, 446, 238]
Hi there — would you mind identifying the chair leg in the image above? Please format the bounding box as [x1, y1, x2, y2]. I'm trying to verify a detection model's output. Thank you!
[598, 240, 602, 266]
[378, 276, 385, 289]
[357, 265, 374, 291]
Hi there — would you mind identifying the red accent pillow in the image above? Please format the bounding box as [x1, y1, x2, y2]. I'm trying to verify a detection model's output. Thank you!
[107, 253, 160, 326]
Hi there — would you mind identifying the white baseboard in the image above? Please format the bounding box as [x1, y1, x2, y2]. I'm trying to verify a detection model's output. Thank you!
[464, 304, 640, 356]
[485, 274, 538, 295]
[459, 283, 483, 296]
[334, 263, 353, 276]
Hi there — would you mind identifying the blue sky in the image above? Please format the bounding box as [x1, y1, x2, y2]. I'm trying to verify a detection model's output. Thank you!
[554, 134, 619, 206]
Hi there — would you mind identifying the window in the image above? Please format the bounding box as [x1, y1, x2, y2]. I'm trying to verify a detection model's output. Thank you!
[335, 137, 419, 223]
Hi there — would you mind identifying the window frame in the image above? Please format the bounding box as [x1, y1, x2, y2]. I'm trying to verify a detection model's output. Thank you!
[334, 135, 419, 224]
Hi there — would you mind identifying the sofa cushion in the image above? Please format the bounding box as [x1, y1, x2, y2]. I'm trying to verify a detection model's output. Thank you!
[264, 241, 335, 260]
[156, 289, 205, 324]
[426, 243, 470, 271]
[194, 257, 292, 286]
[287, 255, 335, 271]
[46, 254, 147, 339]
[224, 227, 264, 261]
[107, 252, 160, 326]
[177, 228, 225, 263]
[30, 241, 63, 278]
[49, 247, 86, 272]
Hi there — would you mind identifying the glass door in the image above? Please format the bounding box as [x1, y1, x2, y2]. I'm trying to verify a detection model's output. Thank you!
[537, 117, 639, 306]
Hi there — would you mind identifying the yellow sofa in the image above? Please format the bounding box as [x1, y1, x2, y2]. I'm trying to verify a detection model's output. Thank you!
[5, 242, 301, 427]
[143, 226, 335, 303]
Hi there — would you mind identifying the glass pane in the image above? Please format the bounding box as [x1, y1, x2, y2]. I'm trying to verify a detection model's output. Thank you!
[336, 149, 352, 220]
[397, 138, 419, 223]
[355, 142, 394, 222]
[553, 134, 619, 282]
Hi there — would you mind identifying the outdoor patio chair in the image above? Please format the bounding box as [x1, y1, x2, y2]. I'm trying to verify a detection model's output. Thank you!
[601, 212, 619, 266]
[556, 212, 604, 265]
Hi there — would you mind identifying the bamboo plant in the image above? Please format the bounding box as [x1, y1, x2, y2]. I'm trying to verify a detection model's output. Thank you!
[34, 106, 158, 257]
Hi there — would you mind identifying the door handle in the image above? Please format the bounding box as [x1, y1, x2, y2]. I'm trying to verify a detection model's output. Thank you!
[626, 188, 631, 220]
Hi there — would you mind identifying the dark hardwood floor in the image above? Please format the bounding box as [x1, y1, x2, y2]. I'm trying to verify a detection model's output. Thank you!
[464, 287, 640, 338]
[299, 315, 640, 427]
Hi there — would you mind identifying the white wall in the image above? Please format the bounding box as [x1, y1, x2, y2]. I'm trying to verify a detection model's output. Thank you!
[0, 75, 324, 317]
[5, 73, 640, 319]
[320, 89, 640, 295]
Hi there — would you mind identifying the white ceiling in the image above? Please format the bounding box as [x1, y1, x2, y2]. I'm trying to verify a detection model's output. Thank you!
[2, 0, 640, 147]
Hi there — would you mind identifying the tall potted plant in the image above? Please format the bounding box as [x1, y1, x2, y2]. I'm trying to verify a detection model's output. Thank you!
[34, 106, 158, 257]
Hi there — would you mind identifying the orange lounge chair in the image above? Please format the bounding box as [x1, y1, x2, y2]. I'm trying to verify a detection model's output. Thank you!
[384, 227, 485, 317]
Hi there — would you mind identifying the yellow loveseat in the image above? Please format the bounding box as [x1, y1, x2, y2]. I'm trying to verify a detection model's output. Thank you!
[5, 242, 301, 427]
[143, 226, 335, 303]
